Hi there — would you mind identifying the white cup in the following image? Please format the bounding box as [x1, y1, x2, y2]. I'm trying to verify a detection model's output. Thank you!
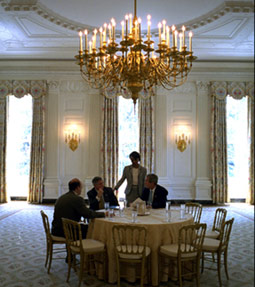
[131, 210, 137, 223]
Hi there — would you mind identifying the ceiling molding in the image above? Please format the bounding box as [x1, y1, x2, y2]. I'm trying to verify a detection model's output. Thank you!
[1, 0, 254, 34]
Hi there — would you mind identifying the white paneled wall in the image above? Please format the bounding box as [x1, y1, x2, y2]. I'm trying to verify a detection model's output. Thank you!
[45, 80, 211, 200]
[44, 80, 102, 199]
[0, 60, 252, 201]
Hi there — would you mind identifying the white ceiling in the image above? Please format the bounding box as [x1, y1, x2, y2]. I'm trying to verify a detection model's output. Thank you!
[0, 0, 254, 61]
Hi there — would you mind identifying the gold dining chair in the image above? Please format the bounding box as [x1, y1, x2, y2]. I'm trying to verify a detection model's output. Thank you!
[185, 203, 203, 224]
[62, 218, 107, 287]
[205, 208, 227, 239]
[159, 223, 207, 287]
[112, 225, 151, 287]
[40, 210, 66, 273]
[201, 218, 234, 287]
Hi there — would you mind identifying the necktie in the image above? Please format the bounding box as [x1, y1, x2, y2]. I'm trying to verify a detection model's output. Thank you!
[99, 195, 105, 210]
[148, 189, 153, 205]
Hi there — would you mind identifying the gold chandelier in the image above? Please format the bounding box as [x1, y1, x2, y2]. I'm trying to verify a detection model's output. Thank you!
[75, 0, 196, 104]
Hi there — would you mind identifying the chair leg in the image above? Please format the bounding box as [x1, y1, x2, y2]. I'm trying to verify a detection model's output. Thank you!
[47, 244, 53, 274]
[140, 260, 145, 287]
[224, 249, 229, 280]
[103, 250, 108, 282]
[45, 242, 49, 267]
[78, 254, 84, 287]
[212, 252, 215, 262]
[66, 251, 72, 283]
[116, 257, 121, 287]
[201, 252, 204, 273]
[148, 255, 151, 286]
[217, 252, 222, 287]
[178, 259, 182, 287]
[196, 258, 201, 287]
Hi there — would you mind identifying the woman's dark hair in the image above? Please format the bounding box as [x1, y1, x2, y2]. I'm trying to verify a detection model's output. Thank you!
[68, 178, 81, 191]
[129, 151, 140, 161]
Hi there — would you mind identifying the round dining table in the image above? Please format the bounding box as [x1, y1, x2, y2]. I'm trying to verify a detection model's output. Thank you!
[87, 207, 193, 286]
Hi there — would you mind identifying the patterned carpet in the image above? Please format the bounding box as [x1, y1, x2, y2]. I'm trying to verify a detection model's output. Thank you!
[0, 202, 254, 287]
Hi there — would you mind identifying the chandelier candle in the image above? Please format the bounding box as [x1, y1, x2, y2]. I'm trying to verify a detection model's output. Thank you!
[75, 0, 197, 104]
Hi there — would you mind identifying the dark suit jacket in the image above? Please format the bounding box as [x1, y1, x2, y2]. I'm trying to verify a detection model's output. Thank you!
[51, 191, 105, 237]
[141, 184, 168, 209]
[87, 187, 119, 211]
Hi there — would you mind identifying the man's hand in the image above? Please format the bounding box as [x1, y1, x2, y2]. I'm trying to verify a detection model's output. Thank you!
[97, 188, 104, 198]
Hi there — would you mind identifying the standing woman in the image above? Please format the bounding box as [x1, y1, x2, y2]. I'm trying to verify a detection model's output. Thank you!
[114, 151, 147, 206]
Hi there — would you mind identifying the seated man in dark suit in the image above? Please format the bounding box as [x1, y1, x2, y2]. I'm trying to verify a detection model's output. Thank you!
[87, 176, 119, 210]
[52, 178, 105, 239]
[141, 173, 168, 209]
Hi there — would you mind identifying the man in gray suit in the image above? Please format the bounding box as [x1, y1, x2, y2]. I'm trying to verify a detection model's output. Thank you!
[114, 151, 147, 206]
[52, 178, 105, 238]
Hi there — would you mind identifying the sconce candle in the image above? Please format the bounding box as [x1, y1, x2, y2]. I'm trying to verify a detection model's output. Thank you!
[65, 127, 81, 151]
[175, 129, 191, 152]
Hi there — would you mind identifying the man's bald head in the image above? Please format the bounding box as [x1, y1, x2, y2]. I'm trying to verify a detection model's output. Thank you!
[68, 178, 81, 192]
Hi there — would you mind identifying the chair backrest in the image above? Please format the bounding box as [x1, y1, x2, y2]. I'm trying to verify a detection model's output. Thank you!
[178, 223, 207, 256]
[112, 225, 148, 259]
[185, 203, 203, 224]
[40, 210, 51, 242]
[62, 218, 83, 253]
[212, 208, 227, 233]
[218, 218, 234, 251]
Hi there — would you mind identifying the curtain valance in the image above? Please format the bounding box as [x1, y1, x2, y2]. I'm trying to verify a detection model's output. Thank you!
[210, 81, 254, 100]
[0, 80, 46, 98]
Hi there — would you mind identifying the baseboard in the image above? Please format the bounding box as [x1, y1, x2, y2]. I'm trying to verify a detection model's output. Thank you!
[10, 197, 27, 201]
[230, 198, 246, 203]
[171, 199, 213, 205]
[42, 199, 57, 204]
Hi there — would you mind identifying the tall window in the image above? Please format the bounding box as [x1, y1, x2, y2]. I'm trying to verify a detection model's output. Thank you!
[6, 95, 33, 199]
[118, 97, 139, 199]
[226, 96, 249, 200]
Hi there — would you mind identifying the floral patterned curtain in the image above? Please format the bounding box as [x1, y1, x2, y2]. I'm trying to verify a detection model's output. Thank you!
[0, 96, 7, 203]
[138, 97, 155, 173]
[210, 82, 228, 203]
[101, 97, 119, 188]
[210, 81, 254, 204]
[28, 96, 46, 203]
[247, 84, 254, 204]
[0, 80, 46, 203]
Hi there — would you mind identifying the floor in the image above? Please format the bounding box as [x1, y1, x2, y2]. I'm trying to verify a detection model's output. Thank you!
[0, 202, 254, 287]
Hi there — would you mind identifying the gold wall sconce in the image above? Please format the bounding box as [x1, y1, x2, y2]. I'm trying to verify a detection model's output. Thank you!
[175, 127, 191, 152]
[64, 125, 81, 151]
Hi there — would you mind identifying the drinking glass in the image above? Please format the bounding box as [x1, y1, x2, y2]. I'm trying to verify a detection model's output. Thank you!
[123, 200, 127, 210]
[131, 209, 138, 223]
[108, 208, 114, 219]
[104, 202, 109, 210]
[146, 202, 152, 212]
[166, 201, 171, 222]
[119, 206, 124, 217]
[180, 204, 185, 219]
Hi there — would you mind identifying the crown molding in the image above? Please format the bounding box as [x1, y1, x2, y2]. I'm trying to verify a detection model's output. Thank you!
[1, 0, 254, 34]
